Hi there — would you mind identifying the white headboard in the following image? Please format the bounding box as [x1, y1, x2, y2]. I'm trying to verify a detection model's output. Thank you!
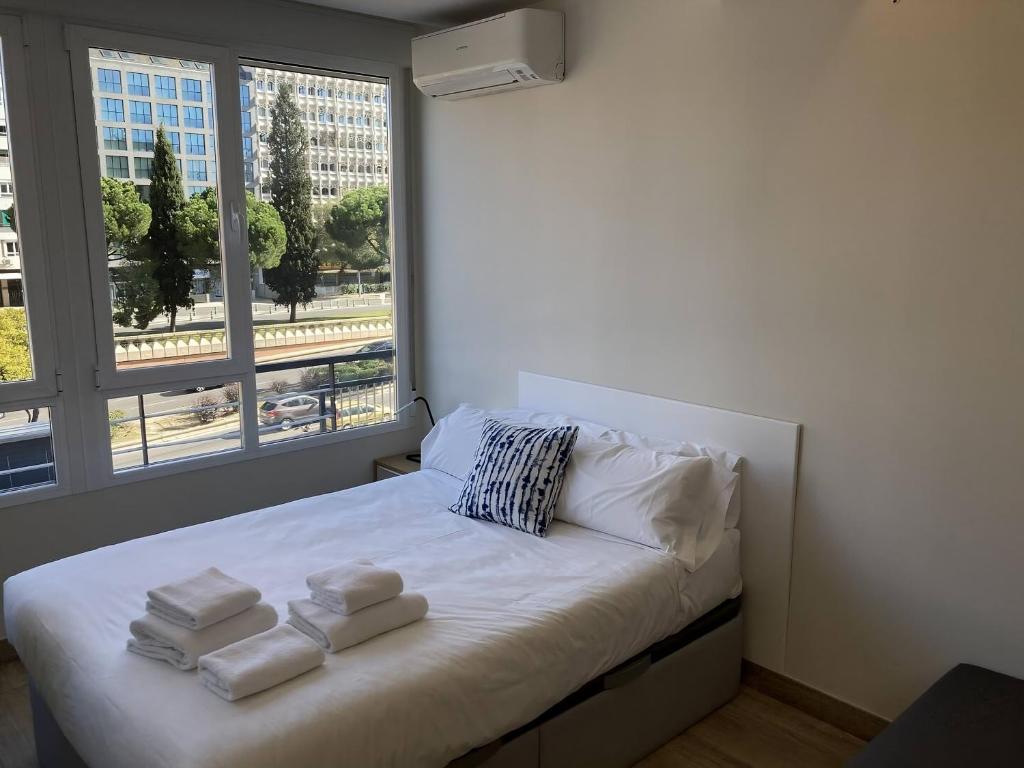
[518, 371, 801, 672]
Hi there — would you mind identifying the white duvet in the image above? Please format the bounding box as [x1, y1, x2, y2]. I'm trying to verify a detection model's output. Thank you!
[3, 469, 740, 768]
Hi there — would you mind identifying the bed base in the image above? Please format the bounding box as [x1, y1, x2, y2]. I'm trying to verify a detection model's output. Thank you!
[28, 600, 742, 768]
[450, 600, 743, 768]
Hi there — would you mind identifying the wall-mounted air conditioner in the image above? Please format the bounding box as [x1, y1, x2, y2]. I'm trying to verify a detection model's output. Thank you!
[412, 9, 564, 101]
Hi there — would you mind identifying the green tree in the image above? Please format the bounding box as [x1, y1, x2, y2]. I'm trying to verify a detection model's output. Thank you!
[264, 83, 318, 322]
[145, 126, 191, 332]
[177, 189, 286, 272]
[0, 308, 31, 382]
[323, 185, 391, 273]
[101, 177, 151, 259]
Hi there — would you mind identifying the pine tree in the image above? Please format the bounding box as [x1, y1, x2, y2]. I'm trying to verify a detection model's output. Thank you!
[264, 83, 318, 323]
[146, 125, 192, 332]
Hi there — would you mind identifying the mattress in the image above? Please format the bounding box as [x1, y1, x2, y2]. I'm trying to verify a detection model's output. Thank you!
[3, 469, 742, 768]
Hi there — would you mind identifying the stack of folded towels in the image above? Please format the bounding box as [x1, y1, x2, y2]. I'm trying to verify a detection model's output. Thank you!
[287, 559, 429, 653]
[129, 567, 324, 701]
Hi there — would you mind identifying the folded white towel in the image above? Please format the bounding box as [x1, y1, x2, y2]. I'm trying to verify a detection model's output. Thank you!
[197, 625, 324, 702]
[147, 567, 261, 630]
[127, 602, 278, 670]
[287, 592, 428, 653]
[306, 560, 404, 615]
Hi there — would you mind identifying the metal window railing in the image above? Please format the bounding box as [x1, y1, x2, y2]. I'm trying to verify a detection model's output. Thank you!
[110, 348, 396, 470]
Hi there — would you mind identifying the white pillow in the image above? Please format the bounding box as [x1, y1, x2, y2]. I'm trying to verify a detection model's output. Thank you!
[421, 403, 740, 568]
[420, 403, 570, 481]
[556, 434, 732, 571]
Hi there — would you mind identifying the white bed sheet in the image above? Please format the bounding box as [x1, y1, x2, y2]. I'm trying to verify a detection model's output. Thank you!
[4, 469, 741, 768]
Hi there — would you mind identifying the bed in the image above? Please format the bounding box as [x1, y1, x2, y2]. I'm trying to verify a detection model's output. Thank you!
[4, 372, 801, 768]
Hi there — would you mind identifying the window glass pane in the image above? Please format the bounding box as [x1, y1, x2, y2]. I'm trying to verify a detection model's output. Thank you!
[0, 407, 55, 493]
[88, 48, 226, 370]
[108, 382, 241, 471]
[240, 63, 396, 444]
[0, 41, 39, 383]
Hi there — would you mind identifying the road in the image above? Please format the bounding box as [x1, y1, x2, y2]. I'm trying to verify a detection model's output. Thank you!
[111, 380, 396, 470]
[110, 338, 382, 419]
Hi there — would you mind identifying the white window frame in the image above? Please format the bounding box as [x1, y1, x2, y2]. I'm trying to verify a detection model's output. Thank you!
[66, 26, 254, 397]
[0, 15, 73, 507]
[62, 28, 412, 489]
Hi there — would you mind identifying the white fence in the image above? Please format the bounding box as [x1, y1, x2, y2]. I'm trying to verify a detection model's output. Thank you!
[114, 316, 393, 364]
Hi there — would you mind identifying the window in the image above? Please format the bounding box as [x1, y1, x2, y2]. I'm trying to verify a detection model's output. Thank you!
[131, 128, 154, 152]
[0, 182, 11, 195]
[155, 74, 176, 99]
[184, 106, 203, 128]
[70, 37, 406, 486]
[156, 103, 178, 126]
[127, 72, 149, 96]
[99, 97, 124, 122]
[105, 155, 129, 178]
[297, 85, 306, 95]
[187, 159, 207, 181]
[103, 126, 127, 150]
[185, 132, 206, 155]
[133, 157, 153, 179]
[85, 44, 229, 392]
[182, 77, 203, 101]
[129, 100, 152, 124]
[239, 62, 399, 447]
[97, 68, 121, 93]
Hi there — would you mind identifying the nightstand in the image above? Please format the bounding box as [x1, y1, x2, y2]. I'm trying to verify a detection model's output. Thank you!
[374, 453, 421, 481]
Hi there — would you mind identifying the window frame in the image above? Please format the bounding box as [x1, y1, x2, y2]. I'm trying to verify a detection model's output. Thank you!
[62, 28, 411, 489]
[0, 15, 73, 506]
[67, 26, 254, 399]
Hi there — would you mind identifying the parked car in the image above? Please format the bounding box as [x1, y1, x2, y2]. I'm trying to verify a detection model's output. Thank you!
[259, 394, 325, 430]
[336, 403, 390, 429]
[356, 339, 394, 354]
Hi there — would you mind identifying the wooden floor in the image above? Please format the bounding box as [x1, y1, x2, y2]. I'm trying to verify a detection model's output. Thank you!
[0, 658, 863, 767]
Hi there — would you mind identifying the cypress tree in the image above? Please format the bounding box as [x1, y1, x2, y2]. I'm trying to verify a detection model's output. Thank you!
[264, 83, 318, 323]
[147, 125, 191, 332]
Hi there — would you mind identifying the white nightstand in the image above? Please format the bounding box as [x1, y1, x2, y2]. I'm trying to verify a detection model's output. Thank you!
[374, 453, 421, 481]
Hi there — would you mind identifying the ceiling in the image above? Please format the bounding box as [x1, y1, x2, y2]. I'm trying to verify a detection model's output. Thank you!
[292, 0, 523, 26]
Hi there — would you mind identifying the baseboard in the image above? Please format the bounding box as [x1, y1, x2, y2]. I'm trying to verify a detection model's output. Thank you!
[0, 637, 16, 663]
[742, 660, 888, 742]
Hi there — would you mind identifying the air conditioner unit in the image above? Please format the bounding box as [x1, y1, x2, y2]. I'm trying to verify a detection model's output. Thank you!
[412, 9, 564, 101]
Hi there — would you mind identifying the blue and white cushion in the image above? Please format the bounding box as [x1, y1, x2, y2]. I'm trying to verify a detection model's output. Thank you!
[449, 419, 579, 537]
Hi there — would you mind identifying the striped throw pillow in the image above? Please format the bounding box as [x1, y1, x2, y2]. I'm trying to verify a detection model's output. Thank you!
[450, 419, 579, 537]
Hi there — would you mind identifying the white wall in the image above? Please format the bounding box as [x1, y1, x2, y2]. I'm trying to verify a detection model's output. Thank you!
[0, 0, 422, 636]
[418, 0, 1024, 718]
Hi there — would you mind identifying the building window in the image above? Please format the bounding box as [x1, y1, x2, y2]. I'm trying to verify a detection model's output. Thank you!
[97, 68, 121, 93]
[102, 126, 127, 150]
[241, 111, 252, 133]
[258, 131, 268, 144]
[187, 159, 207, 181]
[243, 163, 254, 183]
[241, 136, 253, 160]
[156, 103, 178, 127]
[133, 157, 153, 179]
[182, 77, 203, 102]
[266, 80, 274, 92]
[167, 131, 180, 153]
[256, 79, 264, 91]
[99, 97, 124, 122]
[155, 75, 176, 99]
[185, 132, 206, 155]
[105, 155, 130, 178]
[240, 84, 251, 109]
[127, 72, 149, 96]
[0, 182, 12, 195]
[129, 100, 152, 124]
[131, 128, 154, 152]
[183, 106, 204, 128]
[298, 85, 306, 95]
